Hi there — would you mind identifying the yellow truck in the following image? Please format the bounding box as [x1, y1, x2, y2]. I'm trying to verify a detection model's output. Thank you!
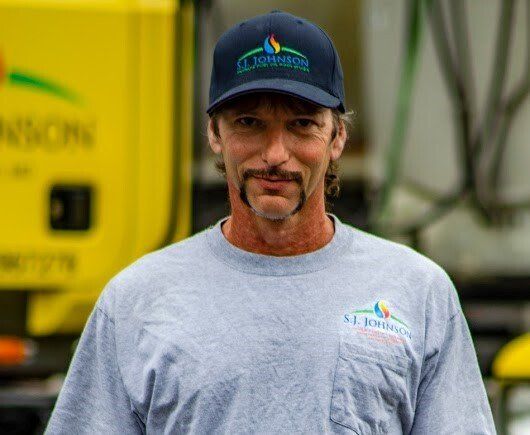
[0, 0, 194, 428]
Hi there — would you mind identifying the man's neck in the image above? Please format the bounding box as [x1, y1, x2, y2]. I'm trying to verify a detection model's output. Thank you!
[221, 191, 335, 256]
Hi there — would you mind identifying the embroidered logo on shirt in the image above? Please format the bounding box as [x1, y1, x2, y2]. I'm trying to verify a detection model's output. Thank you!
[343, 300, 412, 344]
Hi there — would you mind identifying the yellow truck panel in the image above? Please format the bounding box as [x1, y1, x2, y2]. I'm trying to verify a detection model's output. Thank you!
[0, 0, 193, 334]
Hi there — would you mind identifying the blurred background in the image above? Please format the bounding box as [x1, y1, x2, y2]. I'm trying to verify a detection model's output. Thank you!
[1, 0, 530, 433]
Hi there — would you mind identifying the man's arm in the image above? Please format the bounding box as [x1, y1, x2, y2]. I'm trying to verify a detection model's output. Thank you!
[410, 309, 496, 434]
[45, 305, 144, 434]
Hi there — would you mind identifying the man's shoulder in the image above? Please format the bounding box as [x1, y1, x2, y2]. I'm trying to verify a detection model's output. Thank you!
[121, 227, 209, 276]
[96, 227, 213, 315]
[342, 223, 456, 305]
[344, 223, 444, 274]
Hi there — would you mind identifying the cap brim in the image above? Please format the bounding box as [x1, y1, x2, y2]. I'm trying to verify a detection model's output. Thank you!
[206, 78, 344, 114]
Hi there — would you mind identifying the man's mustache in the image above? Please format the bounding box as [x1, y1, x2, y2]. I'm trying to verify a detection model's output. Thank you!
[242, 167, 303, 184]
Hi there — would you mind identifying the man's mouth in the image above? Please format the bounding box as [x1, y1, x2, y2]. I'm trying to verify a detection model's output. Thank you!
[252, 176, 293, 190]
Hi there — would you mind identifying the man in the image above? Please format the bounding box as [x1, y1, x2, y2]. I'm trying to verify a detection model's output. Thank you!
[46, 10, 496, 434]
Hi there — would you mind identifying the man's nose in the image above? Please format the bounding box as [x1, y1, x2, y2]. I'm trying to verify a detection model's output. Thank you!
[261, 125, 289, 167]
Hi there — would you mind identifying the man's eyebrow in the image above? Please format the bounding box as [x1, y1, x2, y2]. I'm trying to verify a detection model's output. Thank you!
[232, 109, 260, 115]
[225, 107, 260, 116]
[291, 110, 324, 116]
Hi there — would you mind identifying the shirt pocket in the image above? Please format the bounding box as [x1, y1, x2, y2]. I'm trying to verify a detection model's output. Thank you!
[330, 338, 410, 434]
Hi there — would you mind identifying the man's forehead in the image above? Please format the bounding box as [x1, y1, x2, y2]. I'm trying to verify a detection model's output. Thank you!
[220, 93, 328, 116]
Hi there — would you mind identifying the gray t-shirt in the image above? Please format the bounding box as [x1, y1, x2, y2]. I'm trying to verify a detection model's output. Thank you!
[46, 214, 496, 434]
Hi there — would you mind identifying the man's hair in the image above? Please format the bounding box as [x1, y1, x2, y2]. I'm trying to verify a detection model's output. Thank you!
[208, 93, 353, 211]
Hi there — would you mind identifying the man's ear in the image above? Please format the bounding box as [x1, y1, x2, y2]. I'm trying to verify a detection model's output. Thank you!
[330, 119, 346, 161]
[207, 118, 222, 154]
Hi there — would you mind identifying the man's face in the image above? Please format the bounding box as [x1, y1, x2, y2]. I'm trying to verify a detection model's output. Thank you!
[208, 94, 345, 221]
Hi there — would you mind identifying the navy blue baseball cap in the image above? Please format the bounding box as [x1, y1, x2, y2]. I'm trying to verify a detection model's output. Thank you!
[207, 10, 345, 114]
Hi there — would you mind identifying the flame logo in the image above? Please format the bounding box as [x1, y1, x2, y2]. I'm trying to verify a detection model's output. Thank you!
[374, 300, 391, 319]
[263, 34, 281, 54]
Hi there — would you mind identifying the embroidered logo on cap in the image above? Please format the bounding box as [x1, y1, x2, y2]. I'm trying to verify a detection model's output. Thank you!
[236, 34, 310, 75]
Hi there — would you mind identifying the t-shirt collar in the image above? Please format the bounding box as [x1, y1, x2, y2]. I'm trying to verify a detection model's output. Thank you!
[206, 213, 351, 276]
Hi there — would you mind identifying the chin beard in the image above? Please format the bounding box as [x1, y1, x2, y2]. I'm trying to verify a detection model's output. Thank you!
[239, 183, 307, 221]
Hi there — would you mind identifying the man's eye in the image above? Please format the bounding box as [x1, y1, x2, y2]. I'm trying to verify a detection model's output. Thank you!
[293, 119, 314, 127]
[237, 117, 258, 127]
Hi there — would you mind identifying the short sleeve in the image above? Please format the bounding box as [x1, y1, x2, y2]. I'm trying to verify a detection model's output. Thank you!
[410, 309, 496, 434]
[45, 305, 144, 434]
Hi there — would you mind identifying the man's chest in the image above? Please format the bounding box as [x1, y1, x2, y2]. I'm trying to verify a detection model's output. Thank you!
[116, 277, 422, 433]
